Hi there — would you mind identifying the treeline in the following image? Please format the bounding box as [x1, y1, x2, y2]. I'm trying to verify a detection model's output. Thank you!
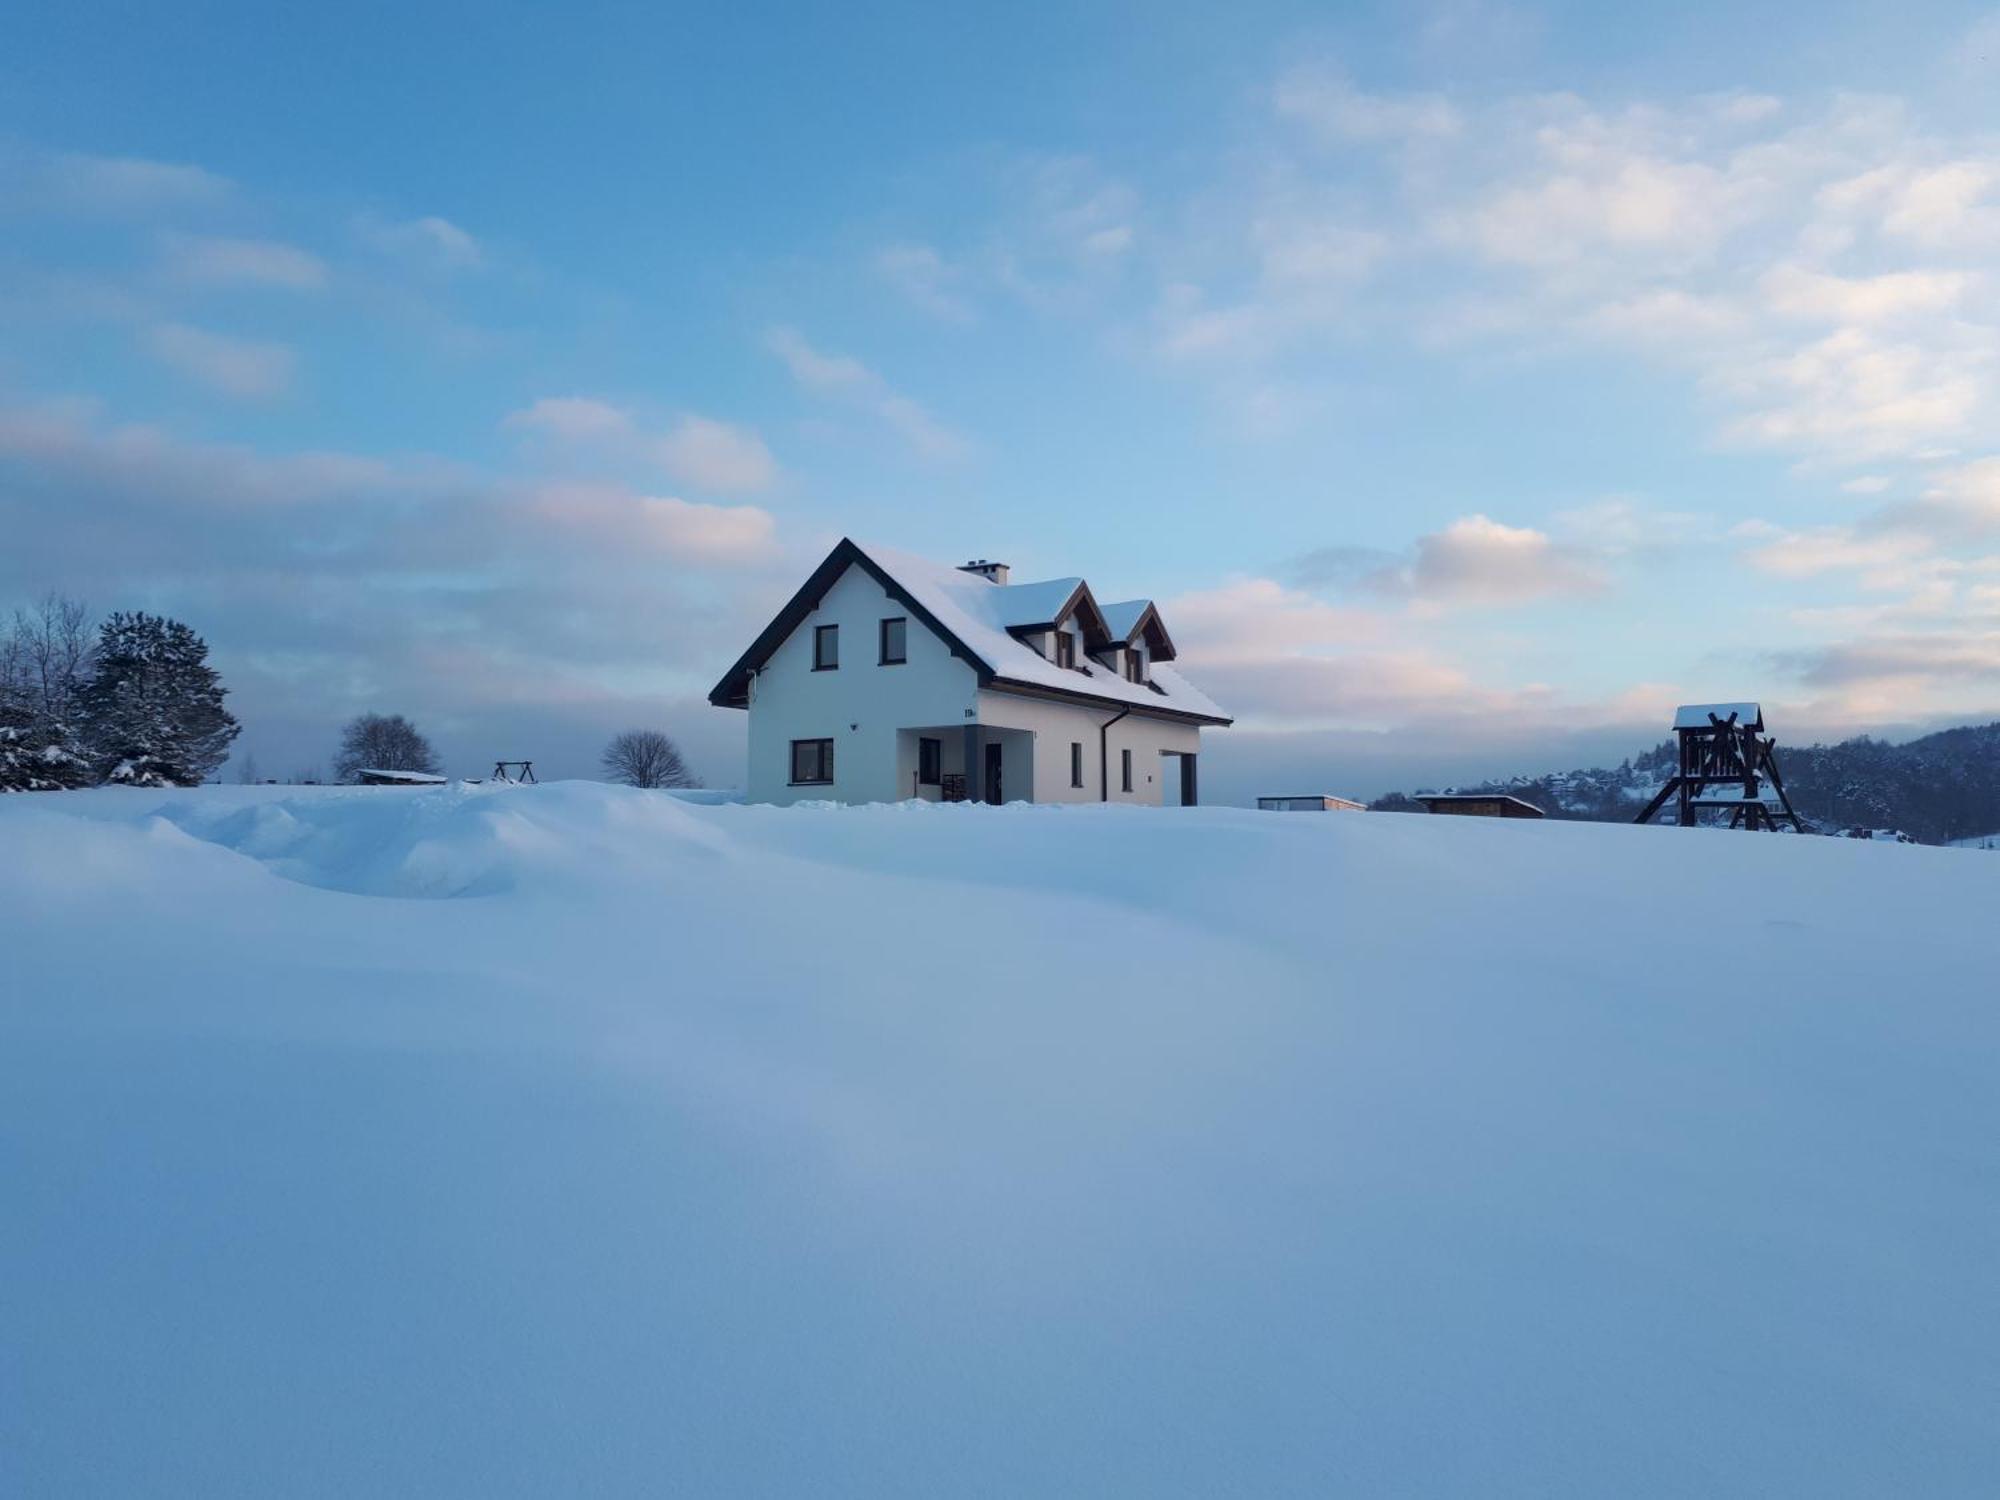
[1, 595, 240, 792]
[1369, 722, 2000, 844]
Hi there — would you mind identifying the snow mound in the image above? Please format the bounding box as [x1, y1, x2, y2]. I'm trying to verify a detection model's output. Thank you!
[3, 783, 1996, 1497]
[148, 780, 735, 897]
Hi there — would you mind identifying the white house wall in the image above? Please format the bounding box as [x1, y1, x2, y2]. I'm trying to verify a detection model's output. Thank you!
[976, 689, 1199, 806]
[746, 563, 978, 804]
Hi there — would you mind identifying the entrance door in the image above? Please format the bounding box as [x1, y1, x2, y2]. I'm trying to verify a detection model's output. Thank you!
[983, 741, 1003, 805]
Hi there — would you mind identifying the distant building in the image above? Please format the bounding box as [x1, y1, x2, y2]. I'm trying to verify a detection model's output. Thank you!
[1416, 792, 1544, 819]
[354, 768, 448, 787]
[1257, 794, 1366, 812]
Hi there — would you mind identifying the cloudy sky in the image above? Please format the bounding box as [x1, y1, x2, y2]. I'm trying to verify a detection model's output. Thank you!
[5, 2, 2000, 799]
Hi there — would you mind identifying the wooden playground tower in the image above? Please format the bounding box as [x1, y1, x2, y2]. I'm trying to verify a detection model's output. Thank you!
[1633, 703, 1803, 832]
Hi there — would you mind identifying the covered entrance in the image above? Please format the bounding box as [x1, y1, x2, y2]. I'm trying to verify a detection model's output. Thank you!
[1161, 750, 1199, 807]
[897, 724, 1036, 804]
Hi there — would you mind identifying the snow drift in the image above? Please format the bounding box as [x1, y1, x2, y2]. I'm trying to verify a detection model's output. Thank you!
[3, 782, 1996, 1496]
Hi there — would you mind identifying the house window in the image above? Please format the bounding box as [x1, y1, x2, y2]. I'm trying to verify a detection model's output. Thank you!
[1070, 742, 1084, 788]
[1124, 650, 1145, 683]
[879, 617, 907, 665]
[813, 624, 839, 670]
[1121, 747, 1133, 792]
[1054, 631, 1076, 669]
[790, 738, 834, 785]
[918, 736, 942, 786]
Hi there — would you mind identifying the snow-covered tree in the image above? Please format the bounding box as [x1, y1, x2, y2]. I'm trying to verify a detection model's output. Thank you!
[77, 612, 241, 787]
[334, 713, 441, 783]
[601, 728, 697, 789]
[0, 594, 96, 791]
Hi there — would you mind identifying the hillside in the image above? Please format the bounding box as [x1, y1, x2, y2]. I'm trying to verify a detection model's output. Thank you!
[1376, 720, 2000, 844]
[3, 783, 1997, 1496]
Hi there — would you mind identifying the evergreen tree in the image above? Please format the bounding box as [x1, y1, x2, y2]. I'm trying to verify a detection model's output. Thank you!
[78, 612, 240, 787]
[0, 594, 94, 791]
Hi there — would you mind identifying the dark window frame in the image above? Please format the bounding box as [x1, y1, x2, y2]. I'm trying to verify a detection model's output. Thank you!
[812, 623, 839, 671]
[1124, 650, 1145, 684]
[1120, 747, 1133, 793]
[918, 736, 942, 787]
[1054, 631, 1076, 670]
[879, 616, 908, 665]
[1070, 741, 1084, 788]
[790, 737, 835, 785]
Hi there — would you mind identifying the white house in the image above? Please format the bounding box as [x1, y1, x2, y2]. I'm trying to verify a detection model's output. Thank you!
[709, 539, 1231, 806]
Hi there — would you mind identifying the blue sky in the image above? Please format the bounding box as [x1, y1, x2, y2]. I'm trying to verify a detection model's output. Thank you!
[5, 1, 2000, 797]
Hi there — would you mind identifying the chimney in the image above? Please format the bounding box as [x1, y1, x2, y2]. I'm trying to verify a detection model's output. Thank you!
[958, 558, 1010, 585]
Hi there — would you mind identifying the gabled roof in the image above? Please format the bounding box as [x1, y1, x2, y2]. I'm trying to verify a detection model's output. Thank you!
[1098, 598, 1176, 662]
[708, 538, 1230, 724]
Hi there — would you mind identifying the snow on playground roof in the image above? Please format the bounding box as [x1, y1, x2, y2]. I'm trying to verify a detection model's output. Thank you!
[1674, 702, 1763, 730]
[855, 542, 1228, 722]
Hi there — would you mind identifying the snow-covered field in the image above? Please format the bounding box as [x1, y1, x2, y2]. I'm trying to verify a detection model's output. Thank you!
[4, 782, 1996, 1497]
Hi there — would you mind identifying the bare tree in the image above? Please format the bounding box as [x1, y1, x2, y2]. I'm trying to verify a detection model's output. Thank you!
[10, 593, 93, 727]
[601, 729, 697, 789]
[334, 713, 442, 783]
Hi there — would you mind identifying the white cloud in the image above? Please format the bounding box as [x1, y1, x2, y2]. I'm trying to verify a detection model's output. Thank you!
[357, 213, 483, 270]
[529, 484, 778, 563]
[1733, 520, 1933, 579]
[873, 243, 974, 321]
[1401, 514, 1604, 604]
[766, 327, 875, 394]
[654, 415, 779, 495]
[1273, 65, 1461, 143]
[1163, 577, 1385, 662]
[162, 234, 328, 290]
[506, 396, 635, 441]
[146, 323, 296, 399]
[509, 399, 779, 493]
[1713, 329, 1987, 461]
[1758, 263, 1970, 324]
[1551, 498, 1709, 554]
[1884, 456, 2000, 539]
[1458, 153, 1747, 268]
[3, 146, 232, 214]
[766, 327, 971, 462]
[1850, 161, 2000, 249]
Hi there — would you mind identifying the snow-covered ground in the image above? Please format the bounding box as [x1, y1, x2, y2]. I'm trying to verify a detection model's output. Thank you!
[4, 782, 1996, 1497]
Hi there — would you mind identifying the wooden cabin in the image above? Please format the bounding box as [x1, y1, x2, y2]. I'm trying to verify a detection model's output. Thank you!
[1257, 794, 1366, 812]
[1416, 792, 1544, 819]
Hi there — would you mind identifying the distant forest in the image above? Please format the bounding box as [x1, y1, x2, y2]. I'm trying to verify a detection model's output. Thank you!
[1371, 721, 2000, 845]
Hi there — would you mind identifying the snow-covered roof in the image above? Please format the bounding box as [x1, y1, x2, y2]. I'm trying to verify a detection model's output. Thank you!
[707, 539, 1229, 723]
[355, 768, 448, 785]
[1674, 702, 1763, 731]
[1099, 599, 1150, 640]
[986, 576, 1085, 628]
[853, 543, 1228, 722]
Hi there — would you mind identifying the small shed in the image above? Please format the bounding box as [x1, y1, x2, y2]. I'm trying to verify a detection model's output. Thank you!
[1257, 794, 1366, 812]
[354, 768, 448, 787]
[1416, 792, 1544, 819]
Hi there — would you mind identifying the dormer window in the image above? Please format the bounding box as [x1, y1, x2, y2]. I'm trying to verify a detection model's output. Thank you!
[1054, 631, 1076, 670]
[1124, 650, 1145, 684]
